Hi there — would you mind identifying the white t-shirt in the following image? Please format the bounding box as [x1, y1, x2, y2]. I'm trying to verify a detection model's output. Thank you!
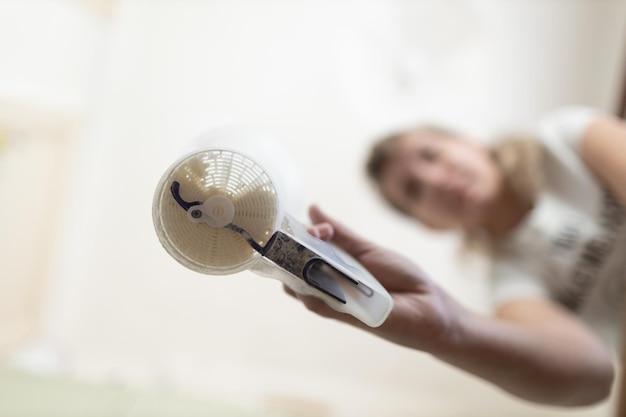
[492, 107, 626, 346]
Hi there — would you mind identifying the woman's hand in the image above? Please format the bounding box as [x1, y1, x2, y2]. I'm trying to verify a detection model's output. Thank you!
[285, 206, 614, 406]
[284, 205, 467, 353]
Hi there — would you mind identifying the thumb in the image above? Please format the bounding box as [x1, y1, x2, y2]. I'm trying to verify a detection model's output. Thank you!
[308, 205, 375, 258]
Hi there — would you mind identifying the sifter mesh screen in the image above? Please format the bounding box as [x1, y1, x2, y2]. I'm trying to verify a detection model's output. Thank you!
[153, 149, 282, 275]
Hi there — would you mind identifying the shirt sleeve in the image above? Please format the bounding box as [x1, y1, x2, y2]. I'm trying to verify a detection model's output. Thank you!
[491, 245, 551, 308]
[536, 106, 601, 152]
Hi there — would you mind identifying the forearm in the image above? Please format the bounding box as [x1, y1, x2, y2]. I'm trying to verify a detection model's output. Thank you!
[431, 308, 614, 406]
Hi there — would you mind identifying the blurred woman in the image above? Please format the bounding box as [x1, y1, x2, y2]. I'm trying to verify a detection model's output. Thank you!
[286, 107, 626, 406]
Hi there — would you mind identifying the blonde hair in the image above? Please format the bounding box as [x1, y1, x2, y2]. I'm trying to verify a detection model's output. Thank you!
[365, 125, 543, 233]
[490, 135, 543, 207]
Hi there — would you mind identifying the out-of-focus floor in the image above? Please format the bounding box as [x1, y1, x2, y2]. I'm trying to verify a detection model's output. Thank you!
[0, 362, 291, 417]
[0, 356, 618, 417]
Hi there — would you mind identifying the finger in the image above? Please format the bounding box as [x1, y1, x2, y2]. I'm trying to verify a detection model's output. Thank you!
[305, 226, 320, 238]
[295, 293, 368, 329]
[285, 284, 372, 330]
[309, 205, 375, 257]
[283, 284, 297, 298]
[305, 223, 334, 241]
[315, 223, 334, 241]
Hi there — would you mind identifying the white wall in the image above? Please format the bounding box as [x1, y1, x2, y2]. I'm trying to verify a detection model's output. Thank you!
[0, 1, 105, 350]
[0, 1, 103, 112]
[14, 1, 626, 416]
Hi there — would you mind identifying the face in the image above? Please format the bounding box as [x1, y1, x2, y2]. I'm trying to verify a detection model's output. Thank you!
[379, 130, 502, 230]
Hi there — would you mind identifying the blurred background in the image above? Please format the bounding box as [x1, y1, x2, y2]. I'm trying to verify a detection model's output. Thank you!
[1, 1, 626, 416]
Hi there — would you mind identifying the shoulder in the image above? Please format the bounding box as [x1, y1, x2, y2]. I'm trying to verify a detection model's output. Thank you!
[534, 106, 609, 199]
[536, 106, 603, 151]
